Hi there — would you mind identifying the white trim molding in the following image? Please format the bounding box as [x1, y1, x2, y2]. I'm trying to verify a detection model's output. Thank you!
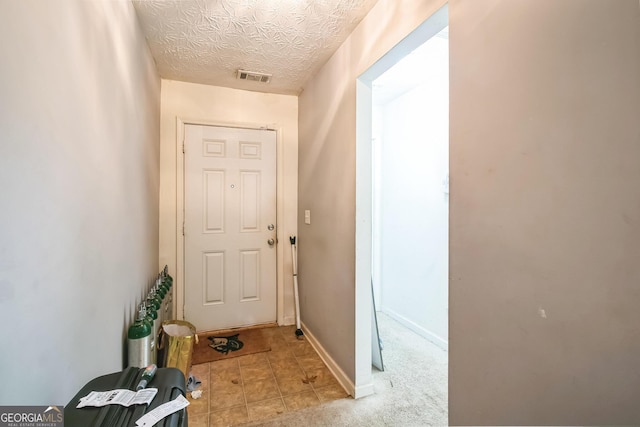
[301, 322, 374, 399]
[381, 306, 448, 351]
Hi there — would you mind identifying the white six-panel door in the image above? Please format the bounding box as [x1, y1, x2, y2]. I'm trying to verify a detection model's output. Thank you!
[184, 124, 277, 332]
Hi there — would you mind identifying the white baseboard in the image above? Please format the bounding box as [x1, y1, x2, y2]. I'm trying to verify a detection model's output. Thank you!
[282, 316, 296, 326]
[300, 321, 356, 398]
[381, 307, 448, 351]
[353, 382, 375, 399]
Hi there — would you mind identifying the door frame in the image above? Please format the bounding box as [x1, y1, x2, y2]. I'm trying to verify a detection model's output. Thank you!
[355, 4, 448, 396]
[175, 117, 286, 327]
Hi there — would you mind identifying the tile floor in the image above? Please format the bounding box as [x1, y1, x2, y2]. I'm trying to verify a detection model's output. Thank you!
[186, 325, 349, 426]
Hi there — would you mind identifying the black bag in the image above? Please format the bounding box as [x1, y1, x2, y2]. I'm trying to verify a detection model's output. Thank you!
[64, 367, 187, 427]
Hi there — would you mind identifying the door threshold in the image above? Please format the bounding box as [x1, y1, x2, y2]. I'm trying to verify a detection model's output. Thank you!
[199, 321, 278, 336]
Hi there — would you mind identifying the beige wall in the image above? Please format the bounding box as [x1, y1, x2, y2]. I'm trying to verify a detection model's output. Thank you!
[449, 0, 640, 424]
[299, 0, 640, 423]
[0, 0, 160, 404]
[159, 80, 298, 326]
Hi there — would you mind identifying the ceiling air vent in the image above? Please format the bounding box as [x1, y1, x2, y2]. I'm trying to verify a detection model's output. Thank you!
[237, 69, 272, 83]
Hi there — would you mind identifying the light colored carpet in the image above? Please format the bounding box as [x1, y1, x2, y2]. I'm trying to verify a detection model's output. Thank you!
[242, 312, 448, 426]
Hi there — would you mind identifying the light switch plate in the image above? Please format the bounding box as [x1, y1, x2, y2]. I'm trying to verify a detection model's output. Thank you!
[304, 210, 311, 225]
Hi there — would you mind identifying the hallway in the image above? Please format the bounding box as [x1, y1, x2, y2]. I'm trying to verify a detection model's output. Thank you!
[186, 325, 348, 426]
[3, 2, 640, 423]
[243, 314, 448, 426]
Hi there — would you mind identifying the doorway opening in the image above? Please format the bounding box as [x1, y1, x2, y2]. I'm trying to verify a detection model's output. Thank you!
[355, 3, 448, 408]
[372, 26, 449, 350]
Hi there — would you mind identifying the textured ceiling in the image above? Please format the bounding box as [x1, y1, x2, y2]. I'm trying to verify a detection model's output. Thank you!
[131, 0, 379, 95]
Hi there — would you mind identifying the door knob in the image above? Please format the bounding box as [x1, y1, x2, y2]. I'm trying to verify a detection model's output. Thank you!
[267, 238, 275, 246]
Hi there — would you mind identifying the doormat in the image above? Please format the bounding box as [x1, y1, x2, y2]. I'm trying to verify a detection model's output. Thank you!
[191, 327, 271, 365]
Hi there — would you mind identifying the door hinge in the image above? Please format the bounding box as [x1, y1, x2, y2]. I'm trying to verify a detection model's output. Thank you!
[182, 143, 185, 154]
[182, 222, 185, 236]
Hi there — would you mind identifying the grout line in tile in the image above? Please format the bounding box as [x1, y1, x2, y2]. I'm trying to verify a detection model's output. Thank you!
[288, 336, 327, 402]
[206, 362, 211, 414]
[265, 339, 291, 415]
[231, 358, 248, 423]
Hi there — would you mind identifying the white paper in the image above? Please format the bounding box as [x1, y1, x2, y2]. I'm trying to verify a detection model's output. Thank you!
[76, 388, 157, 408]
[135, 394, 189, 427]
